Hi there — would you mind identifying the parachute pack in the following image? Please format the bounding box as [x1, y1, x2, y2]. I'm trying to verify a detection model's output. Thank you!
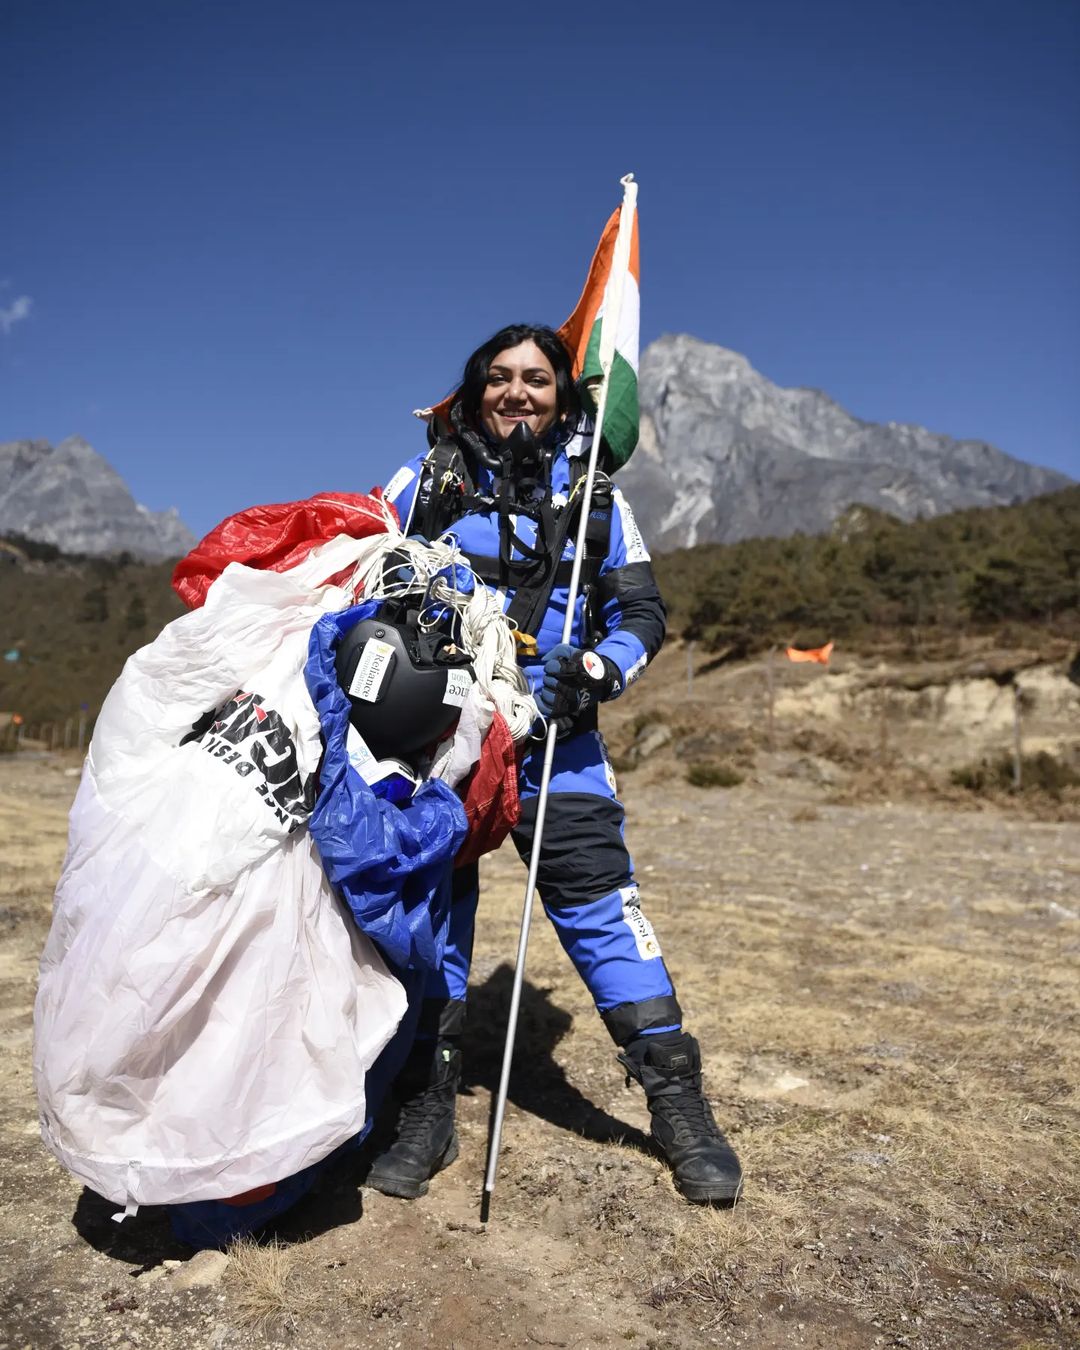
[33, 496, 536, 1234]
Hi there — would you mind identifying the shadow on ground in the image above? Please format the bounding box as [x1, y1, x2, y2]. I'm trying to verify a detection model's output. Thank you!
[462, 964, 650, 1154]
[72, 1189, 191, 1268]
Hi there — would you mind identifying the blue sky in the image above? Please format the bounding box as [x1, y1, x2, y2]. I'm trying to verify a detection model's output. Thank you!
[3, 0, 1077, 537]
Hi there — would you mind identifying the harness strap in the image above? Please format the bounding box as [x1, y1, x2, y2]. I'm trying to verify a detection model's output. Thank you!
[468, 556, 578, 588]
[412, 435, 477, 542]
[504, 459, 613, 643]
[414, 436, 614, 644]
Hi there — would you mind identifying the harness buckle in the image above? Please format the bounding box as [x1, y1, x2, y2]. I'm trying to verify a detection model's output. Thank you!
[513, 631, 538, 658]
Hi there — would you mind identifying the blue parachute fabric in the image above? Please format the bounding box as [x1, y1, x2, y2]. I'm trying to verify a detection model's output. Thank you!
[305, 602, 468, 971]
[167, 1154, 337, 1250]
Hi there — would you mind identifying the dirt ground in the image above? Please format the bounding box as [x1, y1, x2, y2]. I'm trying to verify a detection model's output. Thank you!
[1, 645, 1078, 1349]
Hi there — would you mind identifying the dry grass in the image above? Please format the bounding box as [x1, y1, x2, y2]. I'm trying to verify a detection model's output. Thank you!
[225, 1237, 319, 1332]
[4, 641, 1079, 1348]
[226, 1236, 408, 1331]
[561, 680, 1080, 1343]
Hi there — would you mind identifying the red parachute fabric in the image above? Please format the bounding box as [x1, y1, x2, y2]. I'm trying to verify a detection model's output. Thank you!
[172, 490, 397, 610]
[454, 710, 521, 867]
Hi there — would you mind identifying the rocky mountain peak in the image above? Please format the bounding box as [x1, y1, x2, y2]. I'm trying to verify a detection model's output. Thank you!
[620, 336, 1072, 551]
[0, 438, 197, 560]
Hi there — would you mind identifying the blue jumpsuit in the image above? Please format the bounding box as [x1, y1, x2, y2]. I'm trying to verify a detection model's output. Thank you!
[384, 443, 683, 1047]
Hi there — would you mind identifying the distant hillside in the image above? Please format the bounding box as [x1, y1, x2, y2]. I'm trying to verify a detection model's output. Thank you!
[0, 537, 185, 726]
[3, 487, 1077, 728]
[621, 335, 1072, 550]
[653, 484, 1080, 659]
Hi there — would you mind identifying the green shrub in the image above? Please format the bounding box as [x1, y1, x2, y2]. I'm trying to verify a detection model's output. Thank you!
[686, 761, 744, 789]
[655, 485, 1080, 655]
[951, 751, 1080, 800]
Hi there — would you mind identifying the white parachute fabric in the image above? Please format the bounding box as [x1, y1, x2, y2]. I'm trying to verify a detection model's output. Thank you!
[34, 532, 409, 1208]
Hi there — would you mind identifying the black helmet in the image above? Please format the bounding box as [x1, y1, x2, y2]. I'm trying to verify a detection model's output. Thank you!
[334, 605, 475, 765]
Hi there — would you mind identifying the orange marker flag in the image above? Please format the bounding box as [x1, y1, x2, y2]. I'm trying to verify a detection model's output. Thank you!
[785, 641, 834, 665]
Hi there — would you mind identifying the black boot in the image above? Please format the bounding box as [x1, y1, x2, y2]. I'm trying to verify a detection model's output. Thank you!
[365, 1041, 461, 1199]
[619, 1031, 743, 1204]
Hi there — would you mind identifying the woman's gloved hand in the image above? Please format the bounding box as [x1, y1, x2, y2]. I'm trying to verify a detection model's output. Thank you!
[538, 644, 621, 733]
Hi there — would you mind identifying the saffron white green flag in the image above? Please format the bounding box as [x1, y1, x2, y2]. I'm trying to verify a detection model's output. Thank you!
[557, 174, 640, 468]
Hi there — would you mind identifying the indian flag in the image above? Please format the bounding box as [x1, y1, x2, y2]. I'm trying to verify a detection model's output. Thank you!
[415, 175, 641, 469]
[557, 174, 640, 469]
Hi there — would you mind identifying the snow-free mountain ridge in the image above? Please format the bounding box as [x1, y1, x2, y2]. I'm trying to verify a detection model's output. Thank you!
[0, 438, 196, 560]
[619, 335, 1072, 551]
[3, 346, 1071, 560]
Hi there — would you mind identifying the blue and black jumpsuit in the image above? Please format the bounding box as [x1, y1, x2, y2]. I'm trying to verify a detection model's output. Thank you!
[384, 443, 683, 1048]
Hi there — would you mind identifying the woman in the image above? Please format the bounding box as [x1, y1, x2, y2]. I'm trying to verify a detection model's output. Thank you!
[373, 324, 742, 1204]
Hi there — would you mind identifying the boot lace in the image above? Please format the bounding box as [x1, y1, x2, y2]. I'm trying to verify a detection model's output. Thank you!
[394, 1082, 452, 1145]
[659, 1077, 721, 1143]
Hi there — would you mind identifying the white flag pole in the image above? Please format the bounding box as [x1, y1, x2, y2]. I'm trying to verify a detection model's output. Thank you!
[482, 174, 638, 1220]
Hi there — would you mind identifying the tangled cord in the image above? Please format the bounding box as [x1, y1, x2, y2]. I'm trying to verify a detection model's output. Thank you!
[333, 527, 537, 745]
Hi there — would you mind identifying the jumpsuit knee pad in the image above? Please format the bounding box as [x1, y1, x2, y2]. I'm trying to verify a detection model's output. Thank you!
[512, 792, 632, 905]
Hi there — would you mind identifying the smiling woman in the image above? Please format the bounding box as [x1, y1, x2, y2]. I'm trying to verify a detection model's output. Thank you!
[480, 343, 559, 442]
[456, 324, 583, 451]
[371, 322, 744, 1208]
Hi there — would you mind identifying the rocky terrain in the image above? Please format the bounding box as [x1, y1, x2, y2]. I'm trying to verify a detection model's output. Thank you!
[620, 336, 1072, 550]
[1, 640, 1077, 1349]
[0, 438, 195, 560]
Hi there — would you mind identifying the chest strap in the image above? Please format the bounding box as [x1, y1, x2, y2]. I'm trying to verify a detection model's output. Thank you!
[415, 438, 614, 647]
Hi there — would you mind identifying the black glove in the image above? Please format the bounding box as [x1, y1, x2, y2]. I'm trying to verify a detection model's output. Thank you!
[537, 644, 621, 734]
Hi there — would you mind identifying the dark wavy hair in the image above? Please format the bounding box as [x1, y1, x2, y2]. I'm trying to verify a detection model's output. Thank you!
[456, 324, 582, 442]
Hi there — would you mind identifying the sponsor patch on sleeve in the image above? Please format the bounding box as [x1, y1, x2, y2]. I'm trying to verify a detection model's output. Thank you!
[383, 465, 415, 503]
[624, 652, 648, 686]
[614, 489, 650, 564]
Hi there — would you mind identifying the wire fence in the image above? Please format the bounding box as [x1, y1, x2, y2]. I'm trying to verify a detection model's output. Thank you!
[0, 712, 93, 755]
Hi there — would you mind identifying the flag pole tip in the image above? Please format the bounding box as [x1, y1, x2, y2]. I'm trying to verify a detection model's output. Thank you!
[479, 1188, 492, 1225]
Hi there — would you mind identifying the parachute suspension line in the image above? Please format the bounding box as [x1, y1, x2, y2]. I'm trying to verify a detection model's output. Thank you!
[308, 495, 398, 526]
[431, 577, 535, 744]
[330, 528, 537, 747]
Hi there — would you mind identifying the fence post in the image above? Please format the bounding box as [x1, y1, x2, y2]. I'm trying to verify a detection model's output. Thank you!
[879, 693, 890, 765]
[765, 647, 776, 752]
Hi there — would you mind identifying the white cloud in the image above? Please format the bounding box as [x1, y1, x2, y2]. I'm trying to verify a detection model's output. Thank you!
[0, 295, 33, 334]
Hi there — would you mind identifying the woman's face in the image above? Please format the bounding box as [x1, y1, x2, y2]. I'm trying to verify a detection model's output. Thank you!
[479, 340, 560, 444]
